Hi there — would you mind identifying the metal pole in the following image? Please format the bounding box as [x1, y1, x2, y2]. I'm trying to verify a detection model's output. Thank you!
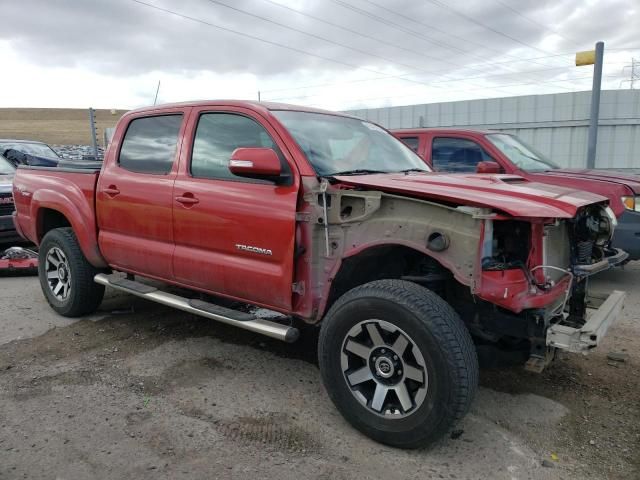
[586, 41, 604, 169]
[258, 90, 261, 101]
[88, 107, 99, 160]
[153, 80, 161, 106]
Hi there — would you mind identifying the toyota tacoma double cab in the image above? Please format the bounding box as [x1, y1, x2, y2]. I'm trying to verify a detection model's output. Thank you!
[13, 101, 627, 448]
[393, 128, 640, 260]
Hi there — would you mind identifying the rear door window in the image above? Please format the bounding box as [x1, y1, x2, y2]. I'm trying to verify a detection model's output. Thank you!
[431, 137, 491, 173]
[119, 114, 183, 174]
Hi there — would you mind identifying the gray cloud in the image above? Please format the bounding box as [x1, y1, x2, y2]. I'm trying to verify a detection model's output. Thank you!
[0, 0, 637, 85]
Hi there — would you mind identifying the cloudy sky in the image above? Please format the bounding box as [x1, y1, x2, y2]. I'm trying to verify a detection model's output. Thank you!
[0, 0, 638, 111]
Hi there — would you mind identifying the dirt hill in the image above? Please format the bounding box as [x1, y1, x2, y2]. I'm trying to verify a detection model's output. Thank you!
[0, 108, 128, 145]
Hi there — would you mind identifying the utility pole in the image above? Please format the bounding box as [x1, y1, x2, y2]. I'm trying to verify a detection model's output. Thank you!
[88, 107, 99, 160]
[576, 41, 604, 169]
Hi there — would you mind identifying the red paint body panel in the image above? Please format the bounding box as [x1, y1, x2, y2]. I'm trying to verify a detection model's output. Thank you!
[12, 168, 107, 267]
[171, 105, 300, 311]
[392, 128, 639, 217]
[478, 269, 570, 313]
[96, 106, 190, 279]
[333, 173, 605, 219]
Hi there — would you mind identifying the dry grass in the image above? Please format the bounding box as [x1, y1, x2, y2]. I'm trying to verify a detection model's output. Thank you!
[0, 108, 128, 145]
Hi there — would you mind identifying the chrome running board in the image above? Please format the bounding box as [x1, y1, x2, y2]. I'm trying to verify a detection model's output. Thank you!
[94, 273, 299, 343]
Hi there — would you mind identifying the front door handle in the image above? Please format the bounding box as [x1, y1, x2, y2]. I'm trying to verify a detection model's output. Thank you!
[175, 194, 199, 206]
[103, 185, 120, 196]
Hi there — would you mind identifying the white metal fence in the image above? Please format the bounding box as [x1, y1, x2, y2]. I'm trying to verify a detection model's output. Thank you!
[345, 90, 640, 169]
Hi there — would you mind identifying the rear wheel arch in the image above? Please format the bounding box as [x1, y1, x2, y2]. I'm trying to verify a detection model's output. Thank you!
[33, 204, 107, 268]
[37, 207, 71, 241]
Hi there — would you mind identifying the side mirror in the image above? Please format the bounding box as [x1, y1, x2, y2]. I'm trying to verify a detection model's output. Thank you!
[476, 161, 502, 174]
[229, 147, 282, 179]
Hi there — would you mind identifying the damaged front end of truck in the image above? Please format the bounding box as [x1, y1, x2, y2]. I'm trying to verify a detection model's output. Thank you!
[474, 202, 626, 371]
[301, 174, 627, 372]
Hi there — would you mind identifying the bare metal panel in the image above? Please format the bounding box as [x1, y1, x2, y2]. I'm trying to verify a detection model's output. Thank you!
[543, 222, 571, 282]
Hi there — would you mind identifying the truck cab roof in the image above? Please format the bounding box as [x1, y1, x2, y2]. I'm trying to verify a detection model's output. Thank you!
[127, 100, 359, 119]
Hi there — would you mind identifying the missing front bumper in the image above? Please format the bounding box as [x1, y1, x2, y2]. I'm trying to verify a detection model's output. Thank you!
[546, 290, 626, 353]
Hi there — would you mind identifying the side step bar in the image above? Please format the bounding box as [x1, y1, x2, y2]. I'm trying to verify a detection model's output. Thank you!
[94, 273, 299, 343]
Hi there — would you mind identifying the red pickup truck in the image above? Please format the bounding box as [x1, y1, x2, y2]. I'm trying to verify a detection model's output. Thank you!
[392, 128, 640, 260]
[13, 101, 626, 448]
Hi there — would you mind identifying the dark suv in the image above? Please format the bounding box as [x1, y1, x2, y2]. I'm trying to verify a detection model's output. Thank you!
[0, 154, 17, 242]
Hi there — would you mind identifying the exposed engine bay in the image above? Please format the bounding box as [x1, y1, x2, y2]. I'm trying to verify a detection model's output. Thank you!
[473, 203, 626, 370]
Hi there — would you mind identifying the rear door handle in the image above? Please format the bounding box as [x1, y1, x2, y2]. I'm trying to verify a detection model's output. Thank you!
[103, 185, 120, 196]
[175, 194, 199, 205]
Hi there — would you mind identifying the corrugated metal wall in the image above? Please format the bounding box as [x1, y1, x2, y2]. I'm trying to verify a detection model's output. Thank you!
[345, 90, 640, 169]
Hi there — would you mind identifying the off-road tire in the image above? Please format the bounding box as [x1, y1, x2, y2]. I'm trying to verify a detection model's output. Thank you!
[38, 227, 105, 317]
[318, 279, 478, 449]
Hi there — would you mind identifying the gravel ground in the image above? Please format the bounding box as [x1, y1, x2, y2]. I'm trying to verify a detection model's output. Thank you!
[0, 264, 638, 480]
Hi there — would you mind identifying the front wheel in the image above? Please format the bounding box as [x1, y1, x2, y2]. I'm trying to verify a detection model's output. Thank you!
[318, 279, 478, 449]
[38, 227, 105, 317]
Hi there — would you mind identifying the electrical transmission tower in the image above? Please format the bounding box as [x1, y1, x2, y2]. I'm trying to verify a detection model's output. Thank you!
[622, 58, 639, 89]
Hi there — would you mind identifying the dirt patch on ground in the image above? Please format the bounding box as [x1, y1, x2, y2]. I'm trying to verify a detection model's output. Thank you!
[482, 353, 640, 479]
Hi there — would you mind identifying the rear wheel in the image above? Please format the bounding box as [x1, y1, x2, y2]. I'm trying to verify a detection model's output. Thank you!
[318, 279, 478, 448]
[39, 227, 105, 317]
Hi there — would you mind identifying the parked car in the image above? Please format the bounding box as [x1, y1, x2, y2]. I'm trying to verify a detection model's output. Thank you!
[0, 139, 61, 167]
[13, 101, 627, 448]
[392, 128, 640, 260]
[0, 154, 19, 243]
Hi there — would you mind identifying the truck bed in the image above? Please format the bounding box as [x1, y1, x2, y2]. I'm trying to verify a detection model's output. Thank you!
[12, 165, 104, 265]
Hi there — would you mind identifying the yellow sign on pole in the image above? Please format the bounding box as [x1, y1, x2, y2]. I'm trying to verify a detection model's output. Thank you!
[576, 50, 596, 66]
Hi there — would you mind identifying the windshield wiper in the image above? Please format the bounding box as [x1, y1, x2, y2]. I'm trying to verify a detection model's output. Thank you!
[399, 168, 429, 174]
[327, 169, 388, 176]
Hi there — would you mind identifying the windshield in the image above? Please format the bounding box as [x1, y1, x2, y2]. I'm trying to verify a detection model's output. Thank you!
[0, 142, 60, 160]
[0, 155, 14, 175]
[486, 133, 559, 172]
[272, 111, 430, 176]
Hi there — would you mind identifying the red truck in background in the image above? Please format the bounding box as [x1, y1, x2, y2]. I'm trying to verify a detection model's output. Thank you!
[392, 128, 640, 260]
[12, 101, 627, 448]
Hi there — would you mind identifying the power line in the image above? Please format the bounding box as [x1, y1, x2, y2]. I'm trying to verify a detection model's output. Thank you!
[252, 0, 459, 69]
[261, 57, 630, 99]
[321, 74, 626, 110]
[275, 73, 611, 104]
[328, 0, 574, 92]
[609, 46, 640, 51]
[267, 65, 581, 101]
[359, 0, 514, 57]
[127, 0, 635, 108]
[327, 0, 561, 83]
[492, 0, 581, 47]
[128, 0, 447, 90]
[202, 0, 458, 76]
[424, 0, 551, 55]
[328, 0, 480, 59]
[226, 0, 574, 97]
[260, 51, 584, 95]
